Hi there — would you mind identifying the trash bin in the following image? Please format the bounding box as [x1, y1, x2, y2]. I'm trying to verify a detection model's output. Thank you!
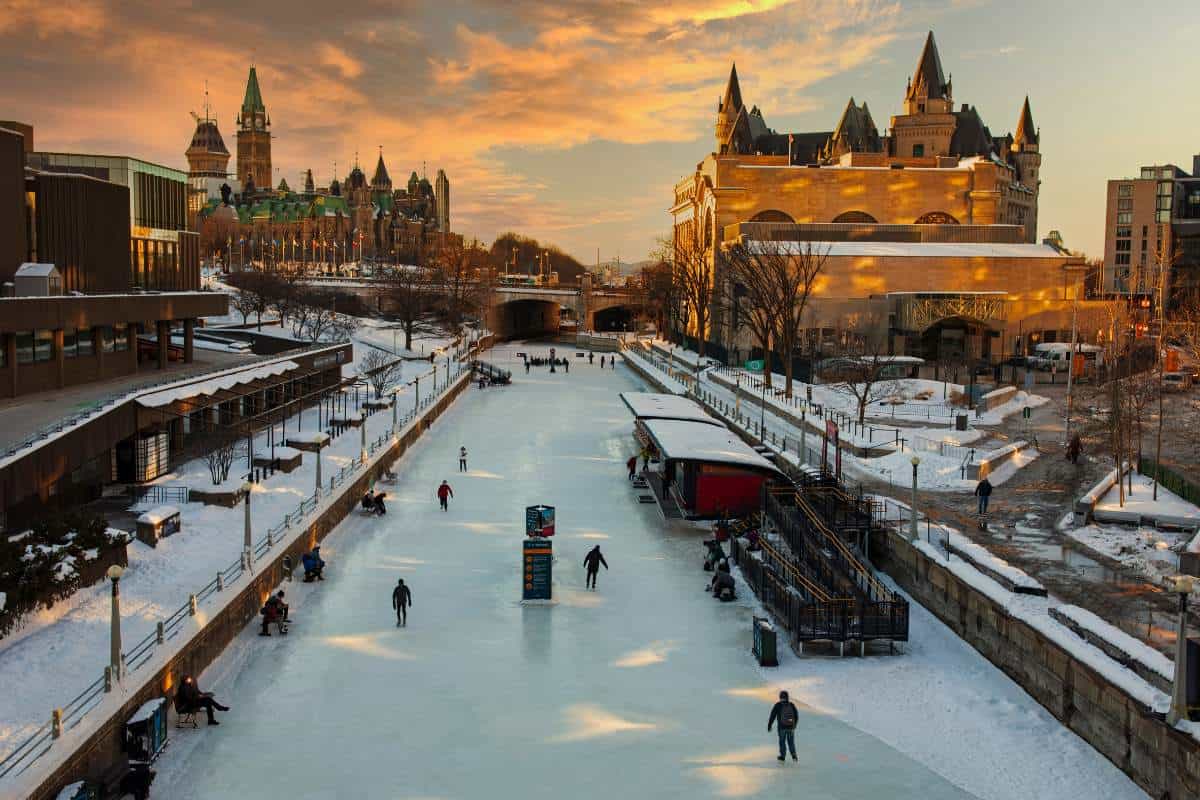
[955, 414, 968, 431]
[752, 616, 778, 667]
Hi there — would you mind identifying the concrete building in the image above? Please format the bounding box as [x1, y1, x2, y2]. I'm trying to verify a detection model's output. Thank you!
[1102, 159, 1200, 304]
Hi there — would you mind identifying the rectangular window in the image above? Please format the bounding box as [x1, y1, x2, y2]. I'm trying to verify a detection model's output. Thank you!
[1115, 253, 1131, 265]
[1117, 212, 1132, 224]
[1159, 182, 1174, 196]
[77, 327, 94, 357]
[1116, 227, 1131, 238]
[113, 323, 129, 352]
[1162, 168, 1174, 179]
[912, 144, 925, 157]
[1141, 167, 1156, 179]
[100, 326, 115, 353]
[1157, 209, 1171, 223]
[1141, 239, 1147, 250]
[15, 332, 33, 364]
[63, 328, 77, 358]
[34, 330, 53, 362]
[1115, 240, 1131, 251]
[1118, 184, 1133, 198]
[1117, 198, 1133, 211]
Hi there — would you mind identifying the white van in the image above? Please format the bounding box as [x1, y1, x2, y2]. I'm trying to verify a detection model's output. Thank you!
[1029, 343, 1104, 372]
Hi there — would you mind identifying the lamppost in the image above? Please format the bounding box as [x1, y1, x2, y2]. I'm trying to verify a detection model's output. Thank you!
[800, 407, 807, 464]
[759, 375, 768, 440]
[910, 456, 921, 542]
[314, 447, 322, 498]
[107, 565, 125, 683]
[1167, 575, 1195, 725]
[391, 388, 398, 437]
[360, 406, 367, 463]
[242, 480, 253, 572]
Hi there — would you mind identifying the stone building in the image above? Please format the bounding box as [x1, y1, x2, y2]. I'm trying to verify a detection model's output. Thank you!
[191, 68, 455, 268]
[669, 32, 1102, 364]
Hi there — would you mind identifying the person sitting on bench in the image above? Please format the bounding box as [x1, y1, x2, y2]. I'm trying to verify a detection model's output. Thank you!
[260, 591, 289, 636]
[176, 675, 229, 725]
[372, 491, 387, 516]
[362, 490, 375, 512]
[302, 547, 325, 582]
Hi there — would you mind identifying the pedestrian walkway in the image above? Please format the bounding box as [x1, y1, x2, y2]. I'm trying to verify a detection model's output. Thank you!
[151, 343, 1140, 799]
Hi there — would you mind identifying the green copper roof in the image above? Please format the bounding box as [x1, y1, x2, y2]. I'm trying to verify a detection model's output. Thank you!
[242, 67, 266, 114]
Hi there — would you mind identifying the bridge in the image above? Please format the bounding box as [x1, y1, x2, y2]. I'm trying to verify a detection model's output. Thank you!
[301, 276, 644, 339]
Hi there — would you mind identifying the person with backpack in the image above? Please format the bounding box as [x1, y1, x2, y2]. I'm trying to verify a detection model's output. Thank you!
[974, 476, 993, 515]
[392, 578, 413, 626]
[459, 446, 468, 472]
[626, 455, 638, 480]
[437, 480, 454, 511]
[767, 690, 799, 762]
[583, 545, 608, 590]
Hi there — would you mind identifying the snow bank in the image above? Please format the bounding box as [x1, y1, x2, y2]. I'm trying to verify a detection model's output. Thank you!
[1049, 605, 1174, 686]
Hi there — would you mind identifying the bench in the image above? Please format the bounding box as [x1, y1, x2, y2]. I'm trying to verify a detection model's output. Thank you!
[173, 694, 199, 729]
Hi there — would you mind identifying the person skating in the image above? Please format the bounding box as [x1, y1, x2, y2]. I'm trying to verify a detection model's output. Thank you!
[599, 355, 605, 368]
[564, 359, 569, 374]
[974, 476, 993, 515]
[640, 446, 651, 472]
[583, 545, 608, 590]
[459, 446, 468, 472]
[437, 480, 454, 511]
[589, 352, 594, 365]
[525, 360, 530, 374]
[392, 578, 413, 626]
[373, 491, 387, 516]
[767, 691, 799, 762]
[610, 356, 616, 370]
[177, 675, 229, 725]
[626, 455, 638, 480]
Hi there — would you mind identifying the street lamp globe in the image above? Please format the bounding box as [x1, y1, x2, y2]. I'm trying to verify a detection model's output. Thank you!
[911, 456, 921, 468]
[106, 564, 125, 581]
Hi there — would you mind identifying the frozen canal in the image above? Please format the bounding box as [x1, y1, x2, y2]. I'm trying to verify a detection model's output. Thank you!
[155, 343, 1141, 799]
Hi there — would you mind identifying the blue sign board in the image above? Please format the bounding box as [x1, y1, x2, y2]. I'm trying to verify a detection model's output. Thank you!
[523, 538, 553, 600]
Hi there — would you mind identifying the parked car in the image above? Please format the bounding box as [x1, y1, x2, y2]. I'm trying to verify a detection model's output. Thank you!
[1163, 371, 1194, 392]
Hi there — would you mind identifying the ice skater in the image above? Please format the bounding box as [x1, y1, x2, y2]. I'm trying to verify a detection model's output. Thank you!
[767, 691, 799, 762]
[437, 480, 454, 511]
[392, 578, 413, 626]
[373, 491, 387, 516]
[599, 355, 605, 368]
[459, 446, 468, 472]
[626, 455, 638, 480]
[589, 352, 594, 365]
[583, 545, 608, 590]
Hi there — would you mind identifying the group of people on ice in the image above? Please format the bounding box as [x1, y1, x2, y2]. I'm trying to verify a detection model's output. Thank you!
[362, 489, 388, 516]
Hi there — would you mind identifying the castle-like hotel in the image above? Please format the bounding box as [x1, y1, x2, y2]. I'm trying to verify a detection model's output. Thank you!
[672, 32, 1106, 363]
[186, 67, 454, 267]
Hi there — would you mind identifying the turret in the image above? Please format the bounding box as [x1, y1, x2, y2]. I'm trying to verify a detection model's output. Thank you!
[715, 63, 743, 153]
[1010, 96, 1041, 192]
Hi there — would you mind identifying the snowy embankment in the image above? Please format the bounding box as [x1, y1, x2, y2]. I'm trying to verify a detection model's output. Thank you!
[0, 362, 470, 788]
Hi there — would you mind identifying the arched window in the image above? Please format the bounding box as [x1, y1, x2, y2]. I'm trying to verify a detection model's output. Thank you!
[914, 211, 960, 225]
[749, 209, 796, 223]
[831, 210, 878, 224]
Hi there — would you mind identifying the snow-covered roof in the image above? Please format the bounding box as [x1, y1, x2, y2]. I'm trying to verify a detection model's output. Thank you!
[127, 697, 166, 725]
[137, 505, 179, 525]
[744, 241, 1070, 259]
[15, 262, 60, 277]
[137, 360, 300, 408]
[642, 418, 784, 475]
[619, 392, 722, 426]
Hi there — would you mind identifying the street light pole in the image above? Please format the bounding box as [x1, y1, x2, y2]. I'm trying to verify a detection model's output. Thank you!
[1167, 575, 1194, 725]
[107, 565, 125, 683]
[314, 448, 322, 498]
[910, 457, 921, 542]
[242, 481, 252, 571]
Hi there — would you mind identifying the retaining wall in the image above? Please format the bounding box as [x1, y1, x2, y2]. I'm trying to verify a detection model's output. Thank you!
[869, 524, 1200, 800]
[27, 373, 471, 800]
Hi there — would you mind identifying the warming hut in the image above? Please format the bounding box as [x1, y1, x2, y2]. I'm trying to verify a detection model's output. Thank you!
[620, 392, 723, 462]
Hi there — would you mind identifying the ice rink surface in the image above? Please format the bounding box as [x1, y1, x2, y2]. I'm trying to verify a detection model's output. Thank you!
[154, 344, 1141, 799]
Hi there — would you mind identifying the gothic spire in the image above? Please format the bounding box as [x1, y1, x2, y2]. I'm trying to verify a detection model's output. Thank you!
[720, 63, 743, 113]
[1014, 95, 1039, 146]
[242, 66, 266, 114]
[372, 147, 391, 188]
[908, 31, 949, 100]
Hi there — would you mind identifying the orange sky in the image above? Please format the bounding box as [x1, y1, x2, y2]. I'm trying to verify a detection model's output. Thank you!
[5, 0, 1200, 263]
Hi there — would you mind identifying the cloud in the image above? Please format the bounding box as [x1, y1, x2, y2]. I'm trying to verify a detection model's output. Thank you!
[0, 0, 902, 259]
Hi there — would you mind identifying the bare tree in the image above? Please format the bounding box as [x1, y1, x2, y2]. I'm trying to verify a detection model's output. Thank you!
[360, 348, 403, 398]
[771, 242, 827, 397]
[432, 240, 487, 333]
[823, 312, 898, 424]
[723, 242, 782, 386]
[326, 314, 359, 343]
[379, 264, 443, 350]
[669, 230, 715, 357]
[201, 427, 244, 485]
[638, 258, 676, 336]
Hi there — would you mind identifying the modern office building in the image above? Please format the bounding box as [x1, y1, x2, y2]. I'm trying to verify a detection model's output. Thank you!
[26, 149, 200, 291]
[1101, 159, 1200, 305]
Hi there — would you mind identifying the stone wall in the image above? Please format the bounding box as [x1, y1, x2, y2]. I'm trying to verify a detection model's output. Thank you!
[870, 525, 1200, 800]
[28, 372, 471, 800]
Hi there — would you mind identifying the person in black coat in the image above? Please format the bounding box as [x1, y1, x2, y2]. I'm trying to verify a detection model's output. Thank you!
[392, 578, 413, 626]
[177, 675, 229, 725]
[974, 477, 993, 515]
[767, 690, 799, 762]
[583, 545, 608, 590]
[373, 491, 387, 516]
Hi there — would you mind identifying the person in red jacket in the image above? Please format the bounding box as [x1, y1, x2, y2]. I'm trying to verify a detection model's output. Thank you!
[437, 480, 454, 511]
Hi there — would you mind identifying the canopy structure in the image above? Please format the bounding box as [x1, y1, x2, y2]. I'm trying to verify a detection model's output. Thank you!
[619, 392, 722, 426]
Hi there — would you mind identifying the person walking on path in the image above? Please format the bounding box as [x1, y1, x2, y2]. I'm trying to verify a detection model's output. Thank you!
[392, 578, 413, 626]
[626, 455, 638, 480]
[437, 480, 454, 511]
[600, 355, 605, 368]
[459, 446, 468, 472]
[1066, 434, 1082, 465]
[589, 352, 594, 365]
[767, 690, 799, 762]
[583, 545, 608, 590]
[974, 476, 993, 515]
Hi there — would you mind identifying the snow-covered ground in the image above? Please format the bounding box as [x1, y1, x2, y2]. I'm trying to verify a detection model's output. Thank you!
[1095, 474, 1200, 524]
[150, 343, 1143, 800]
